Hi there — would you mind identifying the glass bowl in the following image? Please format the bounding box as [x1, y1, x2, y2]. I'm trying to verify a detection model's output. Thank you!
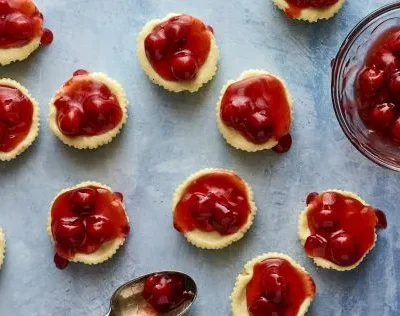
[332, 2, 400, 171]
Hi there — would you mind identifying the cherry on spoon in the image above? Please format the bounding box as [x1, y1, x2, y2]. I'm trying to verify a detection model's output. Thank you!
[105, 271, 197, 316]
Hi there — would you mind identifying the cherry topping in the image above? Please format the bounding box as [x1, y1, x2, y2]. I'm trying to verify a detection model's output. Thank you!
[69, 188, 97, 214]
[330, 232, 357, 266]
[391, 118, 400, 140]
[312, 207, 340, 232]
[306, 192, 319, 205]
[287, 0, 338, 8]
[57, 106, 84, 136]
[248, 297, 277, 316]
[40, 28, 53, 45]
[304, 234, 328, 258]
[86, 215, 114, 241]
[374, 209, 388, 229]
[212, 202, 240, 235]
[0, 0, 10, 12]
[272, 134, 292, 153]
[145, 30, 168, 61]
[52, 217, 86, 249]
[188, 193, 214, 221]
[164, 21, 189, 45]
[5, 12, 34, 40]
[358, 67, 384, 97]
[170, 50, 199, 81]
[83, 95, 116, 128]
[73, 69, 89, 77]
[54, 253, 69, 270]
[261, 272, 288, 304]
[369, 103, 396, 129]
[0, 122, 7, 143]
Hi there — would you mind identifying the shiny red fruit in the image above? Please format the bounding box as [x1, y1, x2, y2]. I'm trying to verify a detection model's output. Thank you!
[57, 106, 84, 136]
[261, 272, 288, 304]
[312, 208, 340, 231]
[369, 103, 396, 128]
[330, 232, 357, 266]
[5, 12, 33, 40]
[272, 134, 292, 153]
[211, 202, 239, 234]
[86, 215, 114, 241]
[248, 297, 278, 316]
[188, 193, 214, 221]
[304, 234, 328, 258]
[54, 253, 69, 270]
[306, 192, 319, 205]
[170, 51, 199, 81]
[83, 95, 116, 127]
[358, 67, 384, 96]
[52, 217, 86, 249]
[69, 187, 97, 214]
[164, 22, 189, 45]
[145, 31, 168, 61]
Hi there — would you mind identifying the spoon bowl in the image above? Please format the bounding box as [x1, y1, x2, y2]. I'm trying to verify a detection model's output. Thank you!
[106, 271, 197, 316]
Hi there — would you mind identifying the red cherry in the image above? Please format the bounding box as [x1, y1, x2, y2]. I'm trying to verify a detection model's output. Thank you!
[52, 217, 86, 249]
[86, 215, 114, 241]
[221, 96, 253, 125]
[248, 297, 278, 316]
[73, 69, 89, 77]
[261, 272, 288, 304]
[369, 103, 396, 129]
[145, 30, 168, 61]
[54, 253, 69, 270]
[170, 51, 199, 81]
[83, 95, 116, 127]
[372, 49, 400, 76]
[188, 193, 214, 221]
[0, 0, 10, 12]
[312, 208, 340, 232]
[304, 234, 328, 258]
[389, 71, 400, 100]
[306, 192, 319, 205]
[211, 202, 239, 234]
[57, 106, 84, 136]
[143, 275, 161, 298]
[246, 112, 274, 143]
[164, 22, 189, 45]
[145, 276, 175, 311]
[387, 30, 400, 54]
[330, 232, 357, 266]
[0, 122, 7, 144]
[69, 187, 97, 214]
[272, 134, 292, 154]
[374, 209, 387, 229]
[321, 192, 339, 207]
[5, 12, 33, 40]
[391, 118, 400, 140]
[358, 67, 384, 96]
[0, 99, 22, 127]
[40, 28, 53, 45]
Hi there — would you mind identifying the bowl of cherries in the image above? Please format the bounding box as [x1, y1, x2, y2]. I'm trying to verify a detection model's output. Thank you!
[332, 2, 400, 171]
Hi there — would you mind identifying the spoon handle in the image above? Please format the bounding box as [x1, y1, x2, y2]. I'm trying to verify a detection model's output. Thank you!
[103, 308, 111, 316]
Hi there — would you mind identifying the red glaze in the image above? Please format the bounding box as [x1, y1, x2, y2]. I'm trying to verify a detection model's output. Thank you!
[285, 0, 339, 18]
[304, 191, 387, 267]
[173, 171, 251, 236]
[142, 273, 194, 313]
[0, 84, 34, 152]
[220, 75, 292, 148]
[50, 185, 129, 269]
[0, 0, 53, 48]
[356, 26, 400, 142]
[54, 71, 123, 137]
[246, 258, 315, 316]
[144, 14, 212, 81]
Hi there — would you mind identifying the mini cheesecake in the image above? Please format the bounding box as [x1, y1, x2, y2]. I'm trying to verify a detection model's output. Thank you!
[172, 169, 256, 249]
[48, 181, 130, 269]
[217, 70, 293, 153]
[48, 70, 128, 149]
[137, 13, 219, 93]
[231, 253, 316, 316]
[271, 0, 345, 22]
[0, 0, 53, 66]
[299, 190, 387, 271]
[0, 78, 39, 161]
[0, 227, 5, 269]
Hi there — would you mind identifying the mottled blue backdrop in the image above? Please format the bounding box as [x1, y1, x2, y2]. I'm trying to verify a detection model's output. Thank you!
[0, 1, 398, 315]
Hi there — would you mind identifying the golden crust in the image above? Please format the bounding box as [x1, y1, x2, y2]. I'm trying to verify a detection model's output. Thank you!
[0, 227, 5, 270]
[137, 13, 219, 93]
[216, 70, 293, 152]
[231, 252, 315, 316]
[48, 72, 128, 149]
[0, 79, 40, 161]
[0, 37, 41, 66]
[172, 168, 257, 249]
[271, 0, 346, 22]
[298, 190, 377, 271]
[47, 181, 128, 265]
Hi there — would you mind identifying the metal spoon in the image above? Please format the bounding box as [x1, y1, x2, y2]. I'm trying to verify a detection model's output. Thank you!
[105, 271, 197, 316]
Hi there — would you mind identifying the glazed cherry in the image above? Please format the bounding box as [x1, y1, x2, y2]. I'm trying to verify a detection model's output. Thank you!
[330, 232, 357, 266]
[368, 103, 396, 129]
[261, 273, 288, 304]
[358, 67, 384, 97]
[248, 297, 277, 316]
[306, 192, 319, 205]
[374, 209, 388, 229]
[312, 208, 340, 231]
[5, 13, 34, 40]
[69, 188, 97, 214]
[304, 234, 328, 258]
[86, 215, 113, 241]
[287, 0, 338, 8]
[0, 0, 10, 12]
[272, 134, 292, 153]
[170, 51, 199, 81]
[57, 106, 84, 136]
[221, 96, 252, 124]
[52, 217, 86, 249]
[389, 71, 400, 100]
[83, 95, 116, 127]
[392, 118, 400, 140]
[188, 193, 214, 221]
[40, 28, 53, 45]
[247, 112, 274, 142]
[144, 14, 212, 81]
[0, 122, 7, 143]
[211, 202, 239, 234]
[53, 253, 69, 270]
[73, 69, 89, 77]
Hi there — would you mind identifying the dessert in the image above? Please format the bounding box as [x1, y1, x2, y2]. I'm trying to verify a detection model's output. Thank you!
[142, 272, 195, 313]
[0, 227, 5, 269]
[356, 26, 400, 143]
[299, 190, 387, 271]
[271, 0, 345, 22]
[137, 13, 219, 92]
[48, 181, 130, 269]
[0, 78, 39, 161]
[0, 0, 53, 66]
[48, 70, 128, 149]
[231, 253, 316, 316]
[172, 168, 256, 249]
[217, 70, 293, 152]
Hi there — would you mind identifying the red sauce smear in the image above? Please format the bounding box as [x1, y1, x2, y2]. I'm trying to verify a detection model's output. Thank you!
[142, 273, 194, 313]
[246, 258, 316, 316]
[356, 26, 400, 142]
[144, 14, 212, 81]
[0, 0, 53, 48]
[51, 185, 129, 269]
[304, 192, 387, 267]
[285, 0, 339, 18]
[173, 171, 251, 236]
[220, 74, 292, 152]
[54, 70, 123, 137]
[0, 84, 33, 152]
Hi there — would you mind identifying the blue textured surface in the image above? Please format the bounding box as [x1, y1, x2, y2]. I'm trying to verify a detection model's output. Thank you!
[0, 0, 398, 315]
